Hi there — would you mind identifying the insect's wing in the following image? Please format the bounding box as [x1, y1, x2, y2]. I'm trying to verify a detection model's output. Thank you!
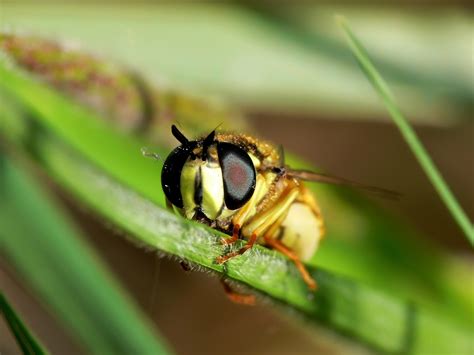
[286, 169, 401, 200]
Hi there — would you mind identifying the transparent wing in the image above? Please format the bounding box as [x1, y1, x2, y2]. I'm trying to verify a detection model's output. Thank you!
[286, 169, 401, 200]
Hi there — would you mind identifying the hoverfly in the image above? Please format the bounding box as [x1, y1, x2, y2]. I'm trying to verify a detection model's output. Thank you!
[160, 125, 396, 302]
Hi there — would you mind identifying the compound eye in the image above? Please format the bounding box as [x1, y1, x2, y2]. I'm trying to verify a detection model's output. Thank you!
[161, 144, 194, 208]
[217, 142, 256, 210]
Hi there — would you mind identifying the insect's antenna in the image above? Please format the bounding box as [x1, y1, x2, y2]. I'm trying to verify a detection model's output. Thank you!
[203, 129, 216, 148]
[213, 122, 224, 131]
[141, 147, 161, 161]
[171, 124, 189, 145]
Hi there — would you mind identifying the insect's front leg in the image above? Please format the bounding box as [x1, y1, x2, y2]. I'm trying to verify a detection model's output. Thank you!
[263, 235, 317, 290]
[216, 180, 299, 264]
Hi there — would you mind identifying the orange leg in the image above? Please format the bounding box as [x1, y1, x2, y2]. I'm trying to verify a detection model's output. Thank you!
[264, 235, 317, 291]
[220, 175, 266, 246]
[220, 223, 240, 246]
[216, 232, 258, 264]
[220, 279, 255, 306]
[217, 181, 299, 265]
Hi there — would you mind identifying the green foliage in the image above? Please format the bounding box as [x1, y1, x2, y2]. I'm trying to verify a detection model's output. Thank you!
[0, 154, 170, 354]
[0, 292, 49, 355]
[0, 55, 472, 353]
[337, 17, 474, 245]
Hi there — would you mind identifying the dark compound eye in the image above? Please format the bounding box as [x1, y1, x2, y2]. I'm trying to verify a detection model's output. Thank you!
[161, 143, 195, 208]
[217, 142, 256, 210]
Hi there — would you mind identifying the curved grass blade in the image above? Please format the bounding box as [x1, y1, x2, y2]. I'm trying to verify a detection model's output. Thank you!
[0, 54, 472, 323]
[0, 292, 49, 355]
[336, 17, 474, 246]
[0, 155, 170, 355]
[0, 62, 472, 354]
[7, 115, 474, 354]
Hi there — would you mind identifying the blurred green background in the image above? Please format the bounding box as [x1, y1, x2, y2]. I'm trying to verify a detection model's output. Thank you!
[1, 1, 473, 354]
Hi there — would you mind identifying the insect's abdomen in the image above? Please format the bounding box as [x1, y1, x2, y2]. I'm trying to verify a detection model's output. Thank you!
[276, 202, 324, 261]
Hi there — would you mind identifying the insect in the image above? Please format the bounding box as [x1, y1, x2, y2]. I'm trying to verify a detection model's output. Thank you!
[160, 125, 397, 302]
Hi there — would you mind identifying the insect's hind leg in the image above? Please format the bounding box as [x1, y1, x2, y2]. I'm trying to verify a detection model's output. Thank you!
[263, 235, 317, 290]
[220, 279, 255, 305]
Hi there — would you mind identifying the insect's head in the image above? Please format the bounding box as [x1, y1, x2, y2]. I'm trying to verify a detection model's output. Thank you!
[161, 125, 256, 220]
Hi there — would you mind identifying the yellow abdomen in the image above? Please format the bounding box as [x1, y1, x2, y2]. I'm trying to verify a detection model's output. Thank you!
[275, 201, 323, 261]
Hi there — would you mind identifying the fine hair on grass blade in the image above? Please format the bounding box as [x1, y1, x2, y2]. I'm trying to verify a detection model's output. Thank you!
[336, 16, 474, 246]
[0, 292, 49, 355]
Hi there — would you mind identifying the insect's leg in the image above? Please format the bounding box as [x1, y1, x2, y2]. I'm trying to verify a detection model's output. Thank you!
[179, 261, 192, 272]
[216, 231, 259, 264]
[220, 279, 255, 306]
[220, 225, 240, 246]
[216, 181, 299, 264]
[256, 197, 317, 290]
[263, 235, 317, 290]
[221, 175, 266, 246]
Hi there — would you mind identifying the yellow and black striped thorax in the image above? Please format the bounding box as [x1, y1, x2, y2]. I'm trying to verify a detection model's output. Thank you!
[161, 125, 259, 222]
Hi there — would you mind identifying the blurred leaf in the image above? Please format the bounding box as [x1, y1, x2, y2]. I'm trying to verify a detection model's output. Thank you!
[0, 33, 248, 147]
[0, 53, 472, 353]
[0, 155, 170, 354]
[337, 16, 473, 245]
[236, 2, 473, 117]
[1, 3, 472, 124]
[0, 292, 49, 355]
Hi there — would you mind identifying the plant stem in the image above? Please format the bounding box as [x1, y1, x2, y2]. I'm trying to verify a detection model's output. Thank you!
[337, 16, 474, 246]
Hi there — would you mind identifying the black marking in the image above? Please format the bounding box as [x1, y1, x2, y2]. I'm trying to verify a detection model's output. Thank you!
[161, 142, 196, 208]
[193, 208, 212, 226]
[271, 166, 285, 175]
[194, 166, 203, 205]
[276, 226, 286, 241]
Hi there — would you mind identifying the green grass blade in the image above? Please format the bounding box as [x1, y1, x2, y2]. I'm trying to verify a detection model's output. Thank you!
[3, 111, 472, 354]
[1, 39, 472, 325]
[0, 155, 171, 355]
[0, 292, 49, 355]
[337, 17, 474, 246]
[0, 60, 472, 354]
